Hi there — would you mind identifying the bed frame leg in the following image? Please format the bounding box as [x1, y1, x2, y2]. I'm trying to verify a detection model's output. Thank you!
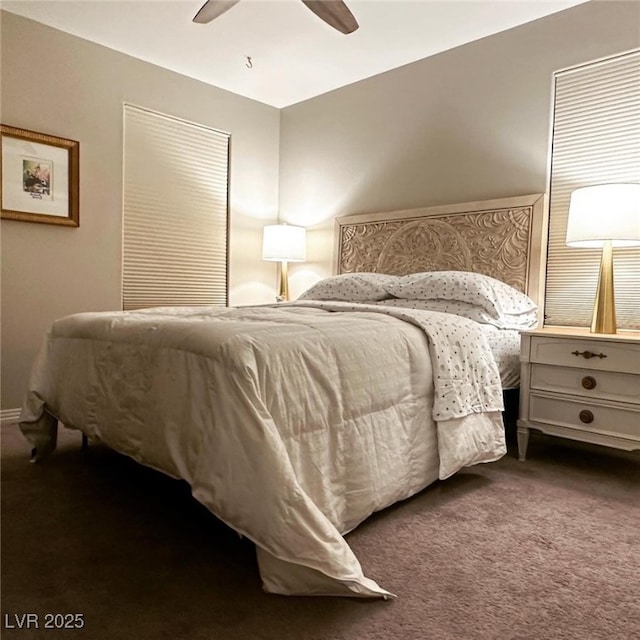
[81, 434, 89, 451]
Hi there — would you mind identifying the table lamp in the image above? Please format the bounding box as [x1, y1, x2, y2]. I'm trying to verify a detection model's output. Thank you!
[566, 183, 640, 334]
[262, 223, 306, 301]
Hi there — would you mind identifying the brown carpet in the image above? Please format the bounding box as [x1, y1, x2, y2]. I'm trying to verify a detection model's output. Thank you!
[1, 423, 639, 640]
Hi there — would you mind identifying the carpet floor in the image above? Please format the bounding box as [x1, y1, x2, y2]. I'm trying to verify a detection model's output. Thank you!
[1, 423, 639, 640]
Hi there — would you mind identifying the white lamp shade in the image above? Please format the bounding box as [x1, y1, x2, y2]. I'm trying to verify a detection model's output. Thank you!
[566, 183, 640, 248]
[262, 224, 306, 262]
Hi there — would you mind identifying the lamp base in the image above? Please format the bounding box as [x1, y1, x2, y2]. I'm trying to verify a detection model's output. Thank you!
[590, 241, 616, 334]
[277, 261, 289, 302]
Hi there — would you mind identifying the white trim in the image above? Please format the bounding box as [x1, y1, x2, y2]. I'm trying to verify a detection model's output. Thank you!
[1, 408, 21, 426]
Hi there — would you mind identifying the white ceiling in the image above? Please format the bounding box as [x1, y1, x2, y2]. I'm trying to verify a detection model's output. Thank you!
[3, 0, 588, 108]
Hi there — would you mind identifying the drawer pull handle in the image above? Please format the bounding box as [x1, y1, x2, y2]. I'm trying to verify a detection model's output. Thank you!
[572, 350, 607, 359]
[581, 376, 597, 390]
[579, 410, 594, 424]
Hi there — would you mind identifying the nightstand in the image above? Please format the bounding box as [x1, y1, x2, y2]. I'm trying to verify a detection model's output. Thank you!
[517, 327, 640, 461]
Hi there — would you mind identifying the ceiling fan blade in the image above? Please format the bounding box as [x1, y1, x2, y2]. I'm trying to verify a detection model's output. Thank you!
[193, 0, 241, 24]
[301, 1, 359, 34]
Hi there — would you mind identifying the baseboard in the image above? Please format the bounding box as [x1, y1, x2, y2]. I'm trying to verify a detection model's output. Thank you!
[1, 408, 21, 427]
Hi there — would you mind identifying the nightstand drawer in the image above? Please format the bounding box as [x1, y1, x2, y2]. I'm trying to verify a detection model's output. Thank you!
[530, 364, 640, 405]
[529, 336, 640, 375]
[529, 393, 640, 439]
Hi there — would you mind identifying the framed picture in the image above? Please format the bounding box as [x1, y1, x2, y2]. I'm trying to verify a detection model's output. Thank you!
[1, 124, 79, 226]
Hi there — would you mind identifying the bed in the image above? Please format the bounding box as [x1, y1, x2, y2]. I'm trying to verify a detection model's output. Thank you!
[19, 193, 547, 598]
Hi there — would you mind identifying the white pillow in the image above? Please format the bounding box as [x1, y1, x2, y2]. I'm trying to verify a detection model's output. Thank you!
[376, 298, 538, 330]
[386, 271, 537, 318]
[297, 272, 397, 302]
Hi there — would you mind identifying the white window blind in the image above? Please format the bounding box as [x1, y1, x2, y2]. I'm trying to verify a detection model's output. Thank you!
[544, 49, 640, 330]
[123, 104, 229, 310]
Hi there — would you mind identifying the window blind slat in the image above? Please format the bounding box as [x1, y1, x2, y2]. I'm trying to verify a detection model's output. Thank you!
[545, 49, 640, 330]
[123, 104, 230, 310]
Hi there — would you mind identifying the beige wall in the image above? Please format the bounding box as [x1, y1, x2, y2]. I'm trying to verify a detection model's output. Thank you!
[1, 11, 281, 409]
[279, 0, 640, 295]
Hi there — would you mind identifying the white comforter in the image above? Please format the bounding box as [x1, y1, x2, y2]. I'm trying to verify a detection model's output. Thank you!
[19, 302, 506, 598]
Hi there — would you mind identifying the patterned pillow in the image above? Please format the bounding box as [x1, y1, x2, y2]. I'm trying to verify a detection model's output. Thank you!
[297, 273, 397, 302]
[377, 298, 538, 330]
[386, 271, 537, 317]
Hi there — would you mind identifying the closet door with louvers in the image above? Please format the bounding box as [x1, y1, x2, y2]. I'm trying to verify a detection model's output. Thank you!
[544, 49, 640, 330]
[123, 104, 230, 310]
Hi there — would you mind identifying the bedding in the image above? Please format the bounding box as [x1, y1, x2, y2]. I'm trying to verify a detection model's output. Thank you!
[375, 298, 537, 331]
[385, 271, 537, 317]
[298, 271, 535, 389]
[300, 271, 538, 330]
[368, 299, 527, 388]
[479, 325, 522, 390]
[19, 300, 506, 598]
[297, 272, 397, 302]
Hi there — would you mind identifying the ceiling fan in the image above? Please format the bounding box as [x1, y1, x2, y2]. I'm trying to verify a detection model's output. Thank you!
[193, 0, 359, 35]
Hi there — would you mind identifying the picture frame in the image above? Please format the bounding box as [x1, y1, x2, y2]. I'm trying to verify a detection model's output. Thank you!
[1, 124, 79, 227]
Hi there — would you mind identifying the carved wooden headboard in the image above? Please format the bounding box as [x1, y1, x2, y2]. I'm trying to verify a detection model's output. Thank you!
[334, 193, 548, 308]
